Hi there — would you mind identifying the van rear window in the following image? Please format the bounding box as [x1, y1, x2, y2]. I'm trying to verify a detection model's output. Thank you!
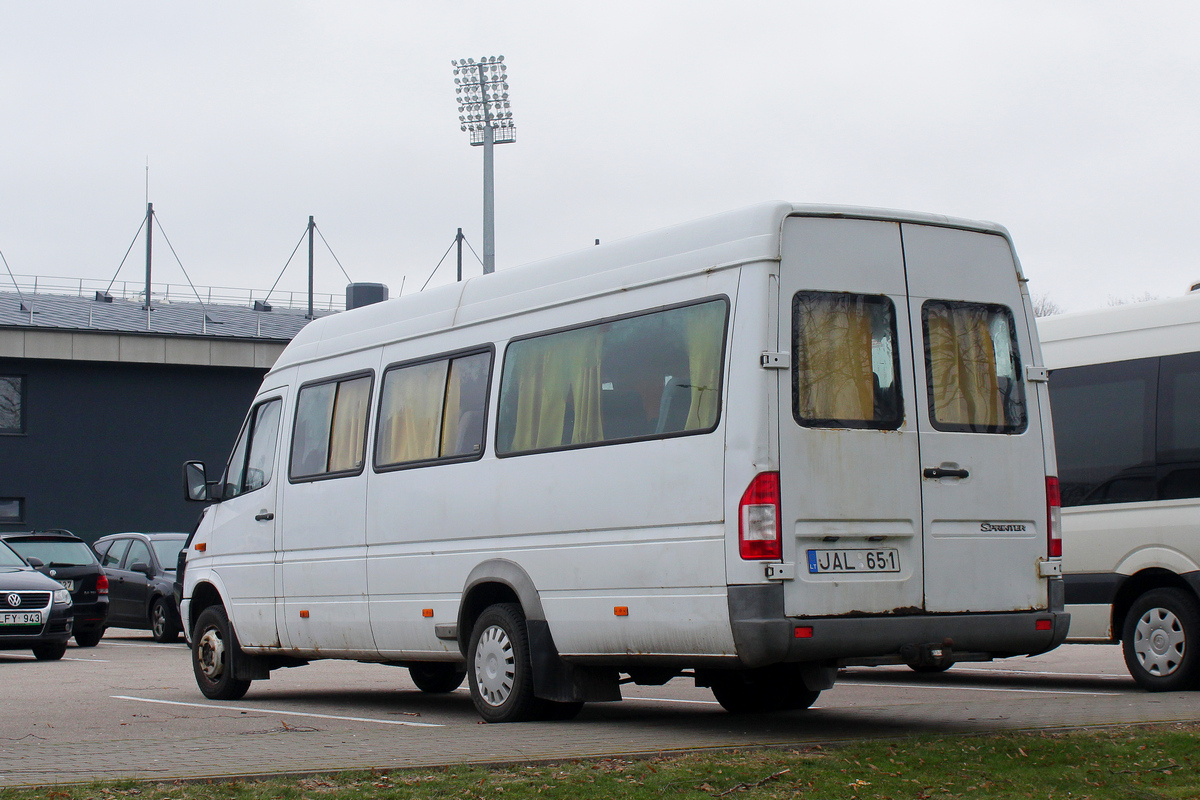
[791, 292, 902, 430]
[496, 298, 728, 455]
[922, 300, 1027, 434]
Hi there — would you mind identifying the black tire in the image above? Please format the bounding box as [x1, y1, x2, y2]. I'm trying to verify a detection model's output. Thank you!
[409, 662, 467, 693]
[150, 597, 180, 643]
[192, 606, 251, 700]
[32, 641, 67, 661]
[910, 662, 953, 674]
[467, 603, 541, 723]
[74, 629, 104, 648]
[709, 665, 821, 714]
[1122, 588, 1200, 692]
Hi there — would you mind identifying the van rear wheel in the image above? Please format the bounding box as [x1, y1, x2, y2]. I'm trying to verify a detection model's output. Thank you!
[192, 606, 252, 700]
[468, 603, 541, 723]
[1122, 588, 1200, 692]
[409, 663, 467, 694]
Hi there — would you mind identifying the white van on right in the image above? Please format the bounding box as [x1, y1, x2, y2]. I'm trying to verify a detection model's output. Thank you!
[1040, 291, 1200, 690]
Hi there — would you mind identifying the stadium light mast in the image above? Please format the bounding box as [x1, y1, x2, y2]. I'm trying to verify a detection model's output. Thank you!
[452, 55, 514, 275]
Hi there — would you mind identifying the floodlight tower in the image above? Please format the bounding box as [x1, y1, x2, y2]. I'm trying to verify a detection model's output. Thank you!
[452, 55, 514, 275]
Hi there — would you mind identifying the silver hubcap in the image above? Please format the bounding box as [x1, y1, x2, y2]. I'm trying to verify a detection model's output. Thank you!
[474, 624, 515, 707]
[152, 604, 165, 636]
[197, 627, 226, 680]
[1134, 606, 1186, 677]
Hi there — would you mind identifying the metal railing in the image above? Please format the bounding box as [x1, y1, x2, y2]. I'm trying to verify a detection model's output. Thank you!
[2, 273, 346, 312]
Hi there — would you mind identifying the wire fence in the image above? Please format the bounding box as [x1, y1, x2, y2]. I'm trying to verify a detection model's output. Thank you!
[2, 273, 346, 312]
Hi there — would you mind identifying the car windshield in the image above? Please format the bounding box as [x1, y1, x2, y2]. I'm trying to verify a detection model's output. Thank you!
[151, 539, 185, 570]
[6, 539, 96, 566]
[0, 541, 28, 567]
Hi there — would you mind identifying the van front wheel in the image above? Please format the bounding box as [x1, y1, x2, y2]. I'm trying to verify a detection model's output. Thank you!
[1123, 588, 1200, 692]
[192, 606, 251, 701]
[467, 603, 539, 722]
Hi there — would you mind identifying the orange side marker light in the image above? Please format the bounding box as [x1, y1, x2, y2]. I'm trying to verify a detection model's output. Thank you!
[614, 606, 629, 617]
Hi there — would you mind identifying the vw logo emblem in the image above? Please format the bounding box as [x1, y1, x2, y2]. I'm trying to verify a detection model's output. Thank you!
[6, 593, 19, 607]
[49, 569, 57, 577]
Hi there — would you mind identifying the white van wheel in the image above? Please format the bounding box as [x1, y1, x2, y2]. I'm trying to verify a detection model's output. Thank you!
[1122, 588, 1200, 692]
[192, 606, 252, 701]
[467, 603, 539, 722]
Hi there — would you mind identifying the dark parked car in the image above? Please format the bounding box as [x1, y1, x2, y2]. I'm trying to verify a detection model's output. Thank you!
[0, 530, 109, 647]
[0, 539, 74, 660]
[93, 533, 187, 643]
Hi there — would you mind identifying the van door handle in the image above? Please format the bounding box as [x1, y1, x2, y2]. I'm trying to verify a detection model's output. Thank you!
[923, 467, 969, 480]
[255, 512, 275, 521]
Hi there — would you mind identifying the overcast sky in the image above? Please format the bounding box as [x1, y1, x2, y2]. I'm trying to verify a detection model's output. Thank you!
[1, 1, 1197, 313]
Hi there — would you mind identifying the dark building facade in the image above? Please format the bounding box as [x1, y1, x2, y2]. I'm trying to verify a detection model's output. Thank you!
[0, 291, 323, 541]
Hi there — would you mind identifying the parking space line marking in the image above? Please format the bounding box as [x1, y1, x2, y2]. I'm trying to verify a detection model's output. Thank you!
[630, 697, 721, 705]
[845, 682, 1120, 696]
[941, 667, 1127, 680]
[0, 654, 109, 662]
[112, 695, 444, 727]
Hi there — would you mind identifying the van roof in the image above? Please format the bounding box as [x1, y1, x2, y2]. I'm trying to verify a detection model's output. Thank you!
[272, 202, 1012, 374]
[1038, 292, 1200, 369]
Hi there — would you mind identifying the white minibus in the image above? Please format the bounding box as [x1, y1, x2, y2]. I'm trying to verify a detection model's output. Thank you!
[1040, 292, 1200, 690]
[180, 203, 1067, 722]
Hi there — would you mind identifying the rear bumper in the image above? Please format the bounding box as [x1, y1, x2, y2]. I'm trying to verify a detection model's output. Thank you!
[71, 600, 109, 632]
[729, 581, 1070, 668]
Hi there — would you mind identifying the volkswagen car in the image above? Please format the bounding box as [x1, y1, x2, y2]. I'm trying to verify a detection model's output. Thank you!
[0, 539, 74, 660]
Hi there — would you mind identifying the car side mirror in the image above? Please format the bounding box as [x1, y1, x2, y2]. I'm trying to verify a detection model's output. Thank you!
[130, 561, 154, 576]
[184, 461, 210, 502]
[24, 556, 44, 568]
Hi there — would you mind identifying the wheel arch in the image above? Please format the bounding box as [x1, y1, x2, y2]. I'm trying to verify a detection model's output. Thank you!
[188, 580, 226, 639]
[457, 559, 546, 656]
[1111, 568, 1199, 642]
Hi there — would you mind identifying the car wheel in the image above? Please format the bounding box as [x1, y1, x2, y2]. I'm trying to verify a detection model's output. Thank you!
[32, 641, 67, 661]
[192, 606, 251, 700]
[467, 603, 542, 723]
[409, 662, 467, 693]
[1122, 588, 1200, 692]
[910, 662, 953, 674]
[151, 597, 180, 643]
[74, 629, 104, 648]
[709, 665, 821, 713]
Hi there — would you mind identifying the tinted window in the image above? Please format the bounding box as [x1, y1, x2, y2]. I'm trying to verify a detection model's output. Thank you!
[496, 299, 728, 455]
[1157, 352, 1200, 500]
[224, 398, 284, 498]
[376, 350, 491, 469]
[922, 301, 1026, 434]
[291, 375, 373, 480]
[0, 376, 22, 433]
[1049, 358, 1157, 507]
[101, 539, 130, 568]
[151, 539, 185, 570]
[4, 539, 97, 566]
[792, 292, 902, 430]
[124, 540, 152, 569]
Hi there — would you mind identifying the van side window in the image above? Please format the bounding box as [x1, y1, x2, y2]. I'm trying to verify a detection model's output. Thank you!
[1049, 357, 1157, 507]
[375, 350, 491, 469]
[791, 292, 902, 430]
[1159, 352, 1200, 500]
[290, 375, 373, 481]
[922, 300, 1027, 434]
[224, 398, 283, 498]
[496, 298, 728, 455]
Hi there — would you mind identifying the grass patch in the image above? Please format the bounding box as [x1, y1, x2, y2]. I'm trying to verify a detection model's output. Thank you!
[6, 723, 1200, 799]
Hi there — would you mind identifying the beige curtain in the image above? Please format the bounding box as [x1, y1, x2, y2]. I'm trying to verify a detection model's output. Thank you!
[439, 359, 464, 457]
[795, 296, 874, 422]
[377, 362, 446, 466]
[328, 376, 371, 471]
[926, 307, 1002, 428]
[683, 302, 726, 430]
[509, 328, 604, 451]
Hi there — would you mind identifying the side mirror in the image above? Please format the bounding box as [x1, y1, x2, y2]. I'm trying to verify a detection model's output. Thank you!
[130, 561, 154, 576]
[184, 461, 209, 502]
[24, 556, 44, 568]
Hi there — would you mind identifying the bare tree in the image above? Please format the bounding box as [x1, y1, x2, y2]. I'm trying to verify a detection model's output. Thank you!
[1031, 293, 1063, 318]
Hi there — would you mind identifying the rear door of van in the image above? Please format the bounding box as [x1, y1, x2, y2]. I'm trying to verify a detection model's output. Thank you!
[777, 216, 1047, 618]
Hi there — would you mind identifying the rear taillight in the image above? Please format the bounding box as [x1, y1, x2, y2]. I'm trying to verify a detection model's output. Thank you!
[739, 471, 781, 560]
[1046, 476, 1062, 558]
[96, 574, 109, 595]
